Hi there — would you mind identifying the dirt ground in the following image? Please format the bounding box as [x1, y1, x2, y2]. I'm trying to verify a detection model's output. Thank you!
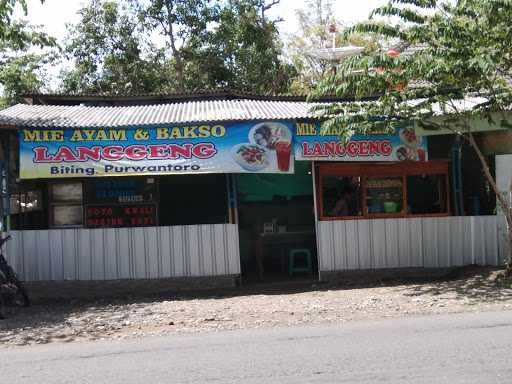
[1, 267, 512, 347]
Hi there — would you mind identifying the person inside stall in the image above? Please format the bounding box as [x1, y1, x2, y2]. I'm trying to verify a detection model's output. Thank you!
[323, 176, 361, 217]
[329, 186, 354, 216]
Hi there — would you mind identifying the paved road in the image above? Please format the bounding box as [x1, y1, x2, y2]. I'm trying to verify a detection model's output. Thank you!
[1, 311, 512, 384]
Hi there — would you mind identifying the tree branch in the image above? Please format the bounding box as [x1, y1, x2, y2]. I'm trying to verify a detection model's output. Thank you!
[261, 0, 280, 21]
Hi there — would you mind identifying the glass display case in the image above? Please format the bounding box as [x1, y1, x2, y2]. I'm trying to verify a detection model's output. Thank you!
[365, 177, 404, 214]
[316, 161, 450, 220]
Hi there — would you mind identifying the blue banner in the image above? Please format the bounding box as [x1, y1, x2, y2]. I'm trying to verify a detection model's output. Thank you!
[19, 121, 295, 178]
[19, 120, 428, 179]
[294, 122, 428, 162]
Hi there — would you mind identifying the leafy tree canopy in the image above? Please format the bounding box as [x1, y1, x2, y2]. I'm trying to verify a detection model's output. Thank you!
[0, 0, 56, 105]
[311, 0, 512, 135]
[0, 53, 53, 107]
[60, 0, 169, 94]
[133, 0, 220, 92]
[310, 0, 512, 265]
[189, 0, 296, 93]
[60, 0, 294, 94]
[0, 0, 54, 52]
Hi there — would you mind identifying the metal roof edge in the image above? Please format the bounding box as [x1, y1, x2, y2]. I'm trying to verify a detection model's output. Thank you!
[22, 90, 382, 106]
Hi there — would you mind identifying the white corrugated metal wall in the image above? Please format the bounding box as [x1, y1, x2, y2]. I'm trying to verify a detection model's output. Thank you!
[317, 216, 507, 272]
[3, 216, 506, 281]
[4, 224, 240, 281]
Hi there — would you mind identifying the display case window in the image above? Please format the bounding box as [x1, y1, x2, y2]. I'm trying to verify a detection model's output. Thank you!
[49, 182, 83, 227]
[52, 205, 83, 226]
[10, 190, 42, 214]
[365, 176, 404, 214]
[317, 161, 450, 220]
[50, 182, 83, 202]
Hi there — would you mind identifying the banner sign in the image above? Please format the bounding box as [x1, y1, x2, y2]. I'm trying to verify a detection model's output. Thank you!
[19, 121, 295, 179]
[294, 122, 428, 162]
[86, 178, 156, 204]
[19, 120, 428, 179]
[85, 203, 157, 228]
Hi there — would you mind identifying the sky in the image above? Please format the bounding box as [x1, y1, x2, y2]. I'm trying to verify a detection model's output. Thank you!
[19, 0, 386, 42]
[15, 0, 387, 88]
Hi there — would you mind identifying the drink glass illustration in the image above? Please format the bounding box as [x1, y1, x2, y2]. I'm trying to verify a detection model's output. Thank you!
[417, 148, 426, 161]
[275, 141, 291, 171]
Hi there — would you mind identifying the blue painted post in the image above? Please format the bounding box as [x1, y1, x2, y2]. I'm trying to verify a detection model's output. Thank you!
[0, 135, 10, 232]
[451, 137, 464, 216]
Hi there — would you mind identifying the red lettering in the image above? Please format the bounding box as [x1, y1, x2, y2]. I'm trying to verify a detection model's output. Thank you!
[369, 141, 380, 155]
[54, 146, 78, 161]
[192, 143, 217, 159]
[323, 142, 335, 156]
[148, 145, 168, 159]
[335, 142, 346, 156]
[169, 144, 193, 159]
[312, 142, 324, 157]
[77, 146, 101, 161]
[359, 141, 369, 156]
[125, 145, 147, 160]
[381, 141, 393, 155]
[301, 142, 313, 157]
[33, 147, 52, 162]
[103, 145, 124, 160]
[346, 142, 358, 156]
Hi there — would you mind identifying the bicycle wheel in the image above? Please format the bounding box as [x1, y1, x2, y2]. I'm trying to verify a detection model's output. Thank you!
[0, 294, 6, 319]
[13, 284, 30, 307]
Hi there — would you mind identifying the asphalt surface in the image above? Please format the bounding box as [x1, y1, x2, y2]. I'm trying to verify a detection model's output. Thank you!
[1, 311, 511, 384]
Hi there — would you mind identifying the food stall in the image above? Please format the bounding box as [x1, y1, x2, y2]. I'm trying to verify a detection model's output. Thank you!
[293, 121, 449, 220]
[0, 94, 505, 285]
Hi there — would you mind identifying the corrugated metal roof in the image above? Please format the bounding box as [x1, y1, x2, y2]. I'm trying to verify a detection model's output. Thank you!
[0, 99, 319, 128]
[24, 89, 314, 102]
[0, 95, 495, 129]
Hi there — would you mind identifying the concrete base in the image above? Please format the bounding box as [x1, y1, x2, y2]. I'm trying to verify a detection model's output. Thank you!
[24, 275, 240, 303]
[319, 267, 466, 285]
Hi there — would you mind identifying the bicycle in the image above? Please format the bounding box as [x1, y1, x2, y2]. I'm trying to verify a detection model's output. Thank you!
[0, 236, 30, 319]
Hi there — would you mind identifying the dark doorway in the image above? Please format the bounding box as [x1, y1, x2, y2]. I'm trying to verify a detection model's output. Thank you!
[237, 162, 317, 282]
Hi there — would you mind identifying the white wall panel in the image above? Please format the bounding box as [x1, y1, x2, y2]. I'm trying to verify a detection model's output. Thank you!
[49, 230, 64, 281]
[385, 219, 400, 268]
[117, 228, 131, 279]
[318, 216, 505, 272]
[357, 220, 372, 269]
[397, 219, 411, 267]
[104, 228, 118, 280]
[333, 221, 347, 271]
[371, 220, 386, 269]
[4, 224, 240, 282]
[317, 222, 333, 271]
[345, 221, 359, 269]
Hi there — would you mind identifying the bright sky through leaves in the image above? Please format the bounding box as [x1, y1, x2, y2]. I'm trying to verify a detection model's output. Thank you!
[18, 0, 387, 43]
[11, 0, 387, 90]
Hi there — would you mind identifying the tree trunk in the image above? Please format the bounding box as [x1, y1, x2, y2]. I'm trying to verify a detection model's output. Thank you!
[467, 131, 512, 271]
[164, 1, 185, 92]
